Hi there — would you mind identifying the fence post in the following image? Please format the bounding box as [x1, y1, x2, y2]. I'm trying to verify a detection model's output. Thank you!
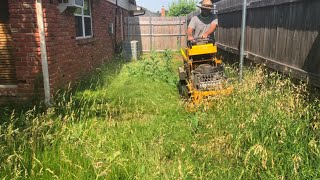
[149, 16, 152, 52]
[179, 16, 182, 49]
[185, 15, 188, 47]
[239, 0, 247, 82]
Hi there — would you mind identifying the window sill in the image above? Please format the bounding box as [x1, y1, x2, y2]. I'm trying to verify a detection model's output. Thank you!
[76, 37, 95, 45]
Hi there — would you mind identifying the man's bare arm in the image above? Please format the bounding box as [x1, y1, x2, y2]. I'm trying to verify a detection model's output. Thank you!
[187, 27, 194, 41]
[202, 23, 217, 38]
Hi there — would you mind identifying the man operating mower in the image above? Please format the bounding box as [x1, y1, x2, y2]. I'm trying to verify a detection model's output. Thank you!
[188, 0, 218, 41]
[178, 0, 232, 105]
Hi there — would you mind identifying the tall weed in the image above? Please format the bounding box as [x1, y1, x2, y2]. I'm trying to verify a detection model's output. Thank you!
[127, 50, 178, 86]
[0, 53, 319, 179]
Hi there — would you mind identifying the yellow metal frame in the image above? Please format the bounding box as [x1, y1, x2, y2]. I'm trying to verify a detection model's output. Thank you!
[188, 44, 217, 56]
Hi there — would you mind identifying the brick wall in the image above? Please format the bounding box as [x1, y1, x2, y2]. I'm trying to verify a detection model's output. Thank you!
[8, 1, 40, 102]
[4, 0, 130, 103]
[45, 0, 129, 93]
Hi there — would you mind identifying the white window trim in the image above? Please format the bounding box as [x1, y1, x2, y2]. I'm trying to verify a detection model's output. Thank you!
[75, 0, 93, 39]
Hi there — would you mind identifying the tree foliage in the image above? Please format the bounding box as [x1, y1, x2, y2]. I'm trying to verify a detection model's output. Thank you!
[167, 0, 197, 17]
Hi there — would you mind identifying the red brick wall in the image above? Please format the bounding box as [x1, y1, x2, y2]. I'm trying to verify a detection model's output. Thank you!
[45, 0, 129, 93]
[8, 1, 41, 102]
[5, 0, 130, 103]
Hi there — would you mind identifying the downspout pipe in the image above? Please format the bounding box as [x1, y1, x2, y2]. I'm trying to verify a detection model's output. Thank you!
[239, 0, 247, 82]
[114, 0, 118, 50]
[36, 0, 51, 106]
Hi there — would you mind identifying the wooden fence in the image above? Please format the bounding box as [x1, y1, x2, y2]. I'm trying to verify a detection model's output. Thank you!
[215, 0, 320, 87]
[125, 16, 187, 52]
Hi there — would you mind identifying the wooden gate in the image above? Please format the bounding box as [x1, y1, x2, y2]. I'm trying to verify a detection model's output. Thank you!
[125, 16, 188, 52]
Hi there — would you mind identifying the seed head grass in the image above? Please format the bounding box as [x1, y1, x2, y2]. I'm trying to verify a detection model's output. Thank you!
[0, 51, 319, 179]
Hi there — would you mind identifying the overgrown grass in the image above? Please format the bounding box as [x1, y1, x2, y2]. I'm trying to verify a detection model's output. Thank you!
[0, 51, 319, 179]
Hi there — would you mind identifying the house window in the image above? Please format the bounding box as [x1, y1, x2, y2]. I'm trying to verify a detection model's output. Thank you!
[74, 0, 92, 38]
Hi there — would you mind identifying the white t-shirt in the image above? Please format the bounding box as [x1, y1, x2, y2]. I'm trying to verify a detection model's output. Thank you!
[188, 14, 218, 39]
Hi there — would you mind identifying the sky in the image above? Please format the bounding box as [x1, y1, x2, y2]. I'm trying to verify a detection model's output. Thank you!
[136, 0, 200, 13]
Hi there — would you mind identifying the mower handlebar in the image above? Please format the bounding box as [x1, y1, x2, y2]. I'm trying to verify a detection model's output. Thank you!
[187, 37, 215, 48]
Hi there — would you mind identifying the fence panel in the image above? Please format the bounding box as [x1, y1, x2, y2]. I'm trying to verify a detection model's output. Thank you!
[215, 0, 320, 87]
[126, 16, 187, 52]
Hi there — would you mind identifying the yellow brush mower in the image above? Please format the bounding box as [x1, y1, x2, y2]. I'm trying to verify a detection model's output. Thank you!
[178, 38, 232, 105]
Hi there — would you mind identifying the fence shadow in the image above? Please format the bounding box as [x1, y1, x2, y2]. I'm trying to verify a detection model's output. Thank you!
[303, 30, 320, 75]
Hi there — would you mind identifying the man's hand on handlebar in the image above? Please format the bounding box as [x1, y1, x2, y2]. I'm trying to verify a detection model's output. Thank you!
[188, 36, 195, 42]
[201, 33, 209, 39]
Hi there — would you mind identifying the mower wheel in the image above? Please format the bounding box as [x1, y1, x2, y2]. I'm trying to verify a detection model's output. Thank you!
[178, 80, 190, 98]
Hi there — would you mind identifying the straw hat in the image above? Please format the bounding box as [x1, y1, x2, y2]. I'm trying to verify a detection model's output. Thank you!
[197, 0, 214, 10]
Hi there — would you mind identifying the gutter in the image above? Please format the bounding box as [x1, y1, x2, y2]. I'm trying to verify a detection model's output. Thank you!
[133, 7, 145, 16]
[128, 4, 145, 16]
[35, 0, 51, 106]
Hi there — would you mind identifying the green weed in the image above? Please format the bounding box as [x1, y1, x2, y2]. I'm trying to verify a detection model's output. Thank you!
[0, 53, 319, 179]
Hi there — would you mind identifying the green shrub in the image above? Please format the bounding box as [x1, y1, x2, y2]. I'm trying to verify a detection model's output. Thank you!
[167, 0, 197, 17]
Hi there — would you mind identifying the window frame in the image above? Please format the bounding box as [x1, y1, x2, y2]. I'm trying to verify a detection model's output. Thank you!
[74, 0, 93, 39]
